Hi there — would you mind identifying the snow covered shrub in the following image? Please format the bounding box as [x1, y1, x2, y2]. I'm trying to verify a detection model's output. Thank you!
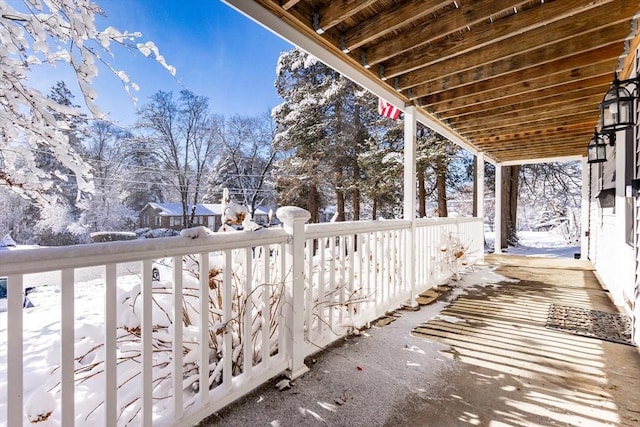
[59, 248, 285, 425]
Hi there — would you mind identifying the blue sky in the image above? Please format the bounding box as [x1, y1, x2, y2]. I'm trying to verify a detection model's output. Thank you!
[30, 0, 292, 126]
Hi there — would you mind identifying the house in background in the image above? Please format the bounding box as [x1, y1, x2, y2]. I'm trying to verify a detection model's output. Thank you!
[139, 202, 271, 231]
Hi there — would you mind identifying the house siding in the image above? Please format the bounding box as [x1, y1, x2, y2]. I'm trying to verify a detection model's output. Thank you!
[588, 49, 640, 345]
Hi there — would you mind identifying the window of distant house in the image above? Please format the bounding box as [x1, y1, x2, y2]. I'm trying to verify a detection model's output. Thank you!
[155, 216, 160, 226]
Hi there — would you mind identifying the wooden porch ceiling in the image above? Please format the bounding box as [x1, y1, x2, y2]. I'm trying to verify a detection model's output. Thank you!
[231, 0, 640, 164]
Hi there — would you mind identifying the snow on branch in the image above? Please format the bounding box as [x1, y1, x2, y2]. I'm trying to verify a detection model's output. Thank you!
[0, 0, 174, 202]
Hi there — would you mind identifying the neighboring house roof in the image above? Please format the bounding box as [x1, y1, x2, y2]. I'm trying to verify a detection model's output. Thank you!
[143, 203, 271, 217]
[146, 202, 215, 216]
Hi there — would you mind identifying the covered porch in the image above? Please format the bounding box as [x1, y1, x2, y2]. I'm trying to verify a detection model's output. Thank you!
[223, 0, 640, 344]
[203, 254, 640, 426]
[1, 1, 639, 426]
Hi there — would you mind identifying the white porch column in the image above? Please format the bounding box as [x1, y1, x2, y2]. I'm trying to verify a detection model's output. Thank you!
[580, 156, 589, 260]
[494, 163, 502, 253]
[476, 152, 485, 219]
[277, 206, 311, 379]
[404, 105, 417, 303]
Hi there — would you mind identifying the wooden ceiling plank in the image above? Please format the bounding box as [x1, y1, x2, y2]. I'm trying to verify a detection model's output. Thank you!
[315, 0, 378, 34]
[449, 95, 603, 131]
[621, 19, 640, 79]
[434, 74, 607, 120]
[402, 25, 629, 107]
[472, 123, 594, 144]
[425, 67, 611, 115]
[412, 45, 621, 102]
[462, 112, 598, 136]
[459, 110, 598, 134]
[384, 2, 637, 82]
[487, 144, 589, 156]
[477, 139, 591, 153]
[365, 0, 533, 66]
[281, 0, 301, 11]
[341, 0, 449, 52]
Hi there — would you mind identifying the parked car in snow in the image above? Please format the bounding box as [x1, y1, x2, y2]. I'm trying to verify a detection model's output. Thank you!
[0, 277, 35, 312]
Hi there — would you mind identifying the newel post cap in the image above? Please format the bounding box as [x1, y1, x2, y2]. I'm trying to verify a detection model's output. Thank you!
[276, 206, 311, 223]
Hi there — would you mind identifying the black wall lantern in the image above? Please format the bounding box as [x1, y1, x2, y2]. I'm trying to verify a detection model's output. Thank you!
[587, 128, 614, 164]
[599, 72, 640, 133]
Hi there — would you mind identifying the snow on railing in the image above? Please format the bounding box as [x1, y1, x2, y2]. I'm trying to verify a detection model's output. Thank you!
[0, 209, 483, 427]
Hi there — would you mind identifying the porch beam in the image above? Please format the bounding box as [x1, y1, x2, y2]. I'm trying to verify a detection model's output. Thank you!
[501, 156, 583, 167]
[494, 164, 502, 254]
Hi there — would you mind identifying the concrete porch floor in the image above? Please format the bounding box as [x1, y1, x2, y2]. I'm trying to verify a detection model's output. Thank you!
[201, 255, 640, 427]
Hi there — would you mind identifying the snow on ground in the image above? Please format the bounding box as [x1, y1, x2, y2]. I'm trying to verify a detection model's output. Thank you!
[0, 229, 576, 426]
[485, 228, 580, 258]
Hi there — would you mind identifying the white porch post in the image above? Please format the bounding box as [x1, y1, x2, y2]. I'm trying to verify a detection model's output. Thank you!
[476, 152, 485, 219]
[494, 163, 502, 253]
[404, 105, 417, 302]
[580, 156, 589, 259]
[277, 206, 311, 379]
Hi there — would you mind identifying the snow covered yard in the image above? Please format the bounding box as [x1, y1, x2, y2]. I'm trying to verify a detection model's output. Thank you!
[485, 228, 580, 258]
[0, 274, 144, 426]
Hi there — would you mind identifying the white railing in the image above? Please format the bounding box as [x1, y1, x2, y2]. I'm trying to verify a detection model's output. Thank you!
[0, 208, 483, 427]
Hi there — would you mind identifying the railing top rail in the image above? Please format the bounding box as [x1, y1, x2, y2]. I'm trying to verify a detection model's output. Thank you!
[304, 219, 410, 239]
[415, 216, 483, 227]
[0, 228, 289, 276]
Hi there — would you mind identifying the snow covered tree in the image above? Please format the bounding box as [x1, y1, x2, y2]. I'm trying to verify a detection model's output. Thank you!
[136, 90, 221, 228]
[272, 48, 332, 222]
[81, 120, 137, 232]
[0, 0, 174, 202]
[205, 113, 278, 214]
[121, 137, 165, 212]
[273, 47, 378, 222]
[414, 127, 464, 218]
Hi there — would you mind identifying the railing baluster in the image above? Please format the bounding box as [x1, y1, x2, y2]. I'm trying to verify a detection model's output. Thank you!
[305, 239, 314, 339]
[348, 234, 355, 317]
[319, 237, 326, 335]
[278, 242, 286, 357]
[328, 236, 336, 330]
[223, 250, 233, 391]
[243, 247, 253, 377]
[60, 268, 74, 426]
[199, 252, 209, 405]
[172, 255, 184, 420]
[104, 264, 117, 425]
[141, 259, 153, 427]
[7, 274, 23, 427]
[261, 245, 270, 368]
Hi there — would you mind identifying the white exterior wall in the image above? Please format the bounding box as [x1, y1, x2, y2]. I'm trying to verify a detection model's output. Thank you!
[587, 53, 639, 345]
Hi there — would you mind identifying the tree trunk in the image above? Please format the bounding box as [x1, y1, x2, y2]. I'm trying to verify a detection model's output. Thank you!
[372, 197, 377, 220]
[335, 170, 345, 221]
[500, 165, 520, 248]
[309, 184, 320, 223]
[436, 157, 448, 217]
[352, 162, 360, 221]
[417, 168, 426, 217]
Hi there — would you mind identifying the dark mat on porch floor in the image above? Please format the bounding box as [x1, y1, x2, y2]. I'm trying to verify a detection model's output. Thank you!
[545, 304, 635, 346]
